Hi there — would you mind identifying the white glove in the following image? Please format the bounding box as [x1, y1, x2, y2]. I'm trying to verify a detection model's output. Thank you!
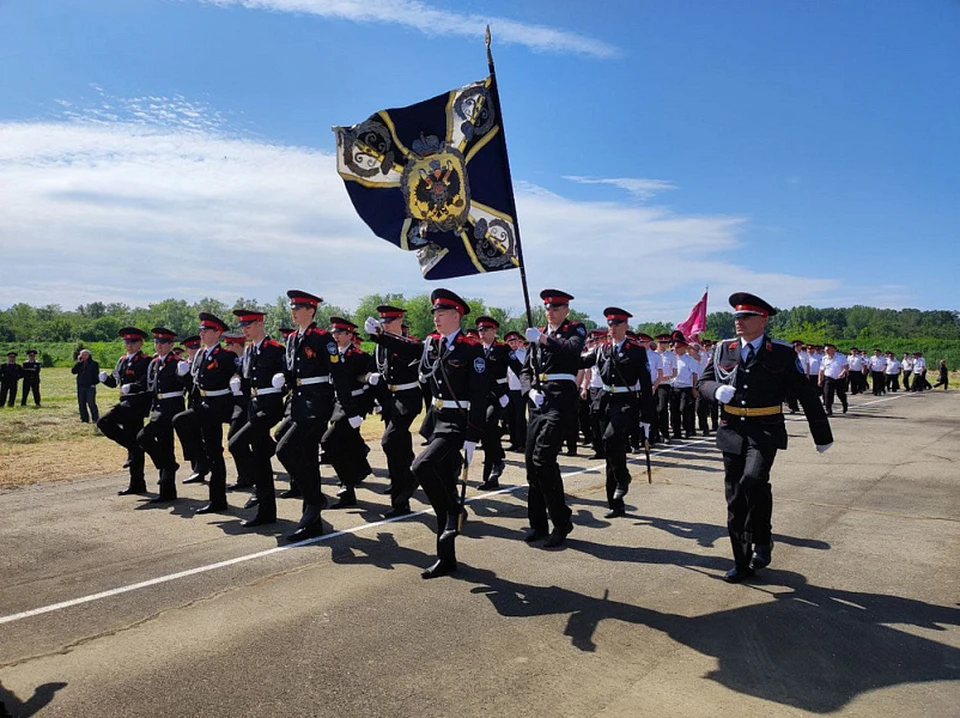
[120, 384, 131, 395]
[714, 385, 736, 404]
[177, 361, 190, 377]
[229, 375, 242, 396]
[498, 394, 509, 408]
[373, 400, 382, 414]
[348, 415, 363, 430]
[366, 372, 381, 386]
[98, 371, 108, 383]
[528, 389, 545, 408]
[463, 440, 476, 464]
[271, 372, 285, 389]
[816, 443, 833, 454]
[364, 317, 381, 334]
[640, 422, 651, 436]
[525, 327, 542, 343]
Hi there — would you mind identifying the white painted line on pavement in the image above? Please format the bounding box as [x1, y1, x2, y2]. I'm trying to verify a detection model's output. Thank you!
[0, 392, 911, 626]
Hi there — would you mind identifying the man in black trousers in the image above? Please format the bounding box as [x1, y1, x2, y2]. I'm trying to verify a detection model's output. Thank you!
[699, 292, 833, 583]
[72, 349, 100, 423]
[0, 352, 22, 407]
[20, 349, 41, 406]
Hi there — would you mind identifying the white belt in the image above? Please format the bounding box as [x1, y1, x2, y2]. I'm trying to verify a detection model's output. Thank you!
[496, 378, 508, 384]
[351, 388, 366, 396]
[602, 385, 633, 394]
[157, 391, 184, 400]
[297, 376, 330, 386]
[433, 398, 471, 410]
[539, 373, 576, 383]
[251, 387, 282, 396]
[199, 388, 231, 397]
[388, 381, 420, 392]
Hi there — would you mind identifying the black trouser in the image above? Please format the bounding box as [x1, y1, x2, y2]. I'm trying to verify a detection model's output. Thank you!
[275, 417, 329, 508]
[174, 405, 204, 470]
[525, 388, 575, 533]
[481, 400, 505, 482]
[197, 404, 229, 505]
[588, 387, 605, 455]
[885, 374, 899, 392]
[655, 385, 672, 440]
[0, 380, 17, 407]
[722, 442, 777, 570]
[21, 380, 40, 406]
[670, 386, 696, 438]
[411, 433, 463, 563]
[77, 386, 99, 422]
[227, 401, 253, 487]
[138, 400, 184, 497]
[602, 394, 634, 511]
[228, 400, 284, 520]
[822, 377, 847, 415]
[808, 375, 822, 397]
[902, 372, 911, 391]
[578, 394, 593, 445]
[696, 390, 711, 433]
[98, 403, 147, 490]
[507, 389, 526, 449]
[321, 415, 372, 489]
[381, 390, 419, 508]
[871, 371, 886, 395]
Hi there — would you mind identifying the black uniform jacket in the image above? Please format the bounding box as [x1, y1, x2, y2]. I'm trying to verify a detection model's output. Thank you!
[192, 344, 240, 423]
[483, 341, 511, 403]
[331, 345, 375, 421]
[698, 335, 833, 453]
[419, 330, 489, 442]
[519, 319, 586, 399]
[21, 361, 41, 385]
[103, 351, 152, 414]
[283, 324, 353, 422]
[581, 337, 656, 423]
[241, 338, 287, 420]
[147, 352, 185, 416]
[370, 331, 423, 419]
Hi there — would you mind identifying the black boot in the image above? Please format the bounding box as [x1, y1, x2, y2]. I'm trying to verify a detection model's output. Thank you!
[286, 504, 324, 542]
[330, 485, 357, 509]
[150, 467, 178, 502]
[422, 528, 457, 579]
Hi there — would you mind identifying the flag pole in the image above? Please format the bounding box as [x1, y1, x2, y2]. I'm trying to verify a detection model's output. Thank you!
[486, 26, 535, 328]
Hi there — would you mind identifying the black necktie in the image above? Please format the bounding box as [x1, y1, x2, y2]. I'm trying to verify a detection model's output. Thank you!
[745, 343, 755, 365]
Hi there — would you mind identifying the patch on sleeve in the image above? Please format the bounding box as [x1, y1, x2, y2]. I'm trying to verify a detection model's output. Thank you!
[508, 351, 516, 360]
[577, 326, 586, 337]
[473, 357, 486, 374]
[327, 342, 338, 355]
[795, 357, 805, 374]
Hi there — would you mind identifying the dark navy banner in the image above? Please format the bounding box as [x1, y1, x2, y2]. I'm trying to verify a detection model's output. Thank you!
[333, 76, 520, 280]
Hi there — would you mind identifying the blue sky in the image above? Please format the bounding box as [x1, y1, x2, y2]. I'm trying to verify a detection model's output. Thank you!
[1, 0, 958, 324]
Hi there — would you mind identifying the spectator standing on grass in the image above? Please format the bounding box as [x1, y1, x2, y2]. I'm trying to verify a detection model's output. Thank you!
[20, 349, 42, 406]
[72, 349, 101, 423]
[931, 360, 949, 391]
[0, 352, 22, 407]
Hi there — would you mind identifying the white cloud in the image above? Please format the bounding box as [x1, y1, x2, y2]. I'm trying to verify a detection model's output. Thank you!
[202, 0, 621, 58]
[1, 93, 888, 324]
[563, 175, 678, 201]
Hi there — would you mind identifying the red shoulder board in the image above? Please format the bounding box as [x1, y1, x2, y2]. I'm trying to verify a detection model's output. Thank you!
[765, 340, 773, 352]
[456, 333, 482, 346]
[428, 331, 442, 340]
[568, 321, 583, 328]
[265, 339, 283, 349]
[728, 341, 738, 351]
[494, 340, 506, 347]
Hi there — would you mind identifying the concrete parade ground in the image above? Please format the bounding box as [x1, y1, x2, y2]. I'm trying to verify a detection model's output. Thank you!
[1, 390, 958, 717]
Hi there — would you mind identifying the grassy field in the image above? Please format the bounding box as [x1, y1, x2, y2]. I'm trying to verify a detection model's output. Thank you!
[0, 367, 391, 489]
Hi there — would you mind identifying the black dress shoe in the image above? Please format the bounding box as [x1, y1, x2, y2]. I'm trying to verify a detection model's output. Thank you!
[421, 558, 457, 579]
[477, 480, 500, 491]
[118, 486, 147, 496]
[243, 495, 259, 509]
[842, 404, 848, 414]
[523, 528, 548, 543]
[749, 543, 773, 570]
[226, 482, 253, 492]
[587, 453, 605, 461]
[286, 520, 324, 542]
[544, 524, 573, 548]
[241, 515, 276, 528]
[564, 448, 578, 456]
[723, 566, 755, 583]
[147, 494, 178, 503]
[279, 487, 302, 499]
[196, 502, 228, 514]
[330, 488, 357, 509]
[383, 504, 412, 519]
[122, 459, 132, 469]
[183, 473, 207, 485]
[604, 508, 625, 519]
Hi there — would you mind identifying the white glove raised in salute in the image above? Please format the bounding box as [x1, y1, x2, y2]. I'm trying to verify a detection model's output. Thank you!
[525, 327, 542, 343]
[364, 317, 381, 334]
[98, 371, 108, 383]
[714, 385, 736, 404]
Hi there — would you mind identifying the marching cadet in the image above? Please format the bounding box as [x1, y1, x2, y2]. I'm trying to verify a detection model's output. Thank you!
[364, 305, 423, 519]
[785, 339, 806, 413]
[475, 315, 511, 490]
[177, 335, 209, 485]
[173, 313, 237, 514]
[321, 317, 373, 509]
[698, 292, 833, 583]
[900, 351, 913, 392]
[699, 339, 720, 432]
[409, 288, 489, 578]
[581, 308, 655, 518]
[0, 352, 22, 407]
[819, 342, 849, 415]
[520, 289, 585, 548]
[226, 309, 288, 527]
[911, 351, 928, 391]
[276, 290, 352, 542]
[884, 351, 902, 392]
[670, 332, 699, 439]
[97, 328, 152, 495]
[503, 331, 528, 452]
[136, 328, 185, 502]
[582, 330, 607, 461]
[868, 348, 887, 396]
[222, 332, 253, 492]
[20, 350, 41, 406]
[653, 334, 677, 443]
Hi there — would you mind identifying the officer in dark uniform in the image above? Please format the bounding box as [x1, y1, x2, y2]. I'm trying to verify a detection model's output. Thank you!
[581, 308, 655, 518]
[520, 289, 586, 548]
[653, 334, 676, 444]
[97, 328, 152, 495]
[173, 313, 238, 514]
[409, 289, 489, 578]
[503, 331, 528, 452]
[363, 305, 423, 518]
[226, 309, 288, 527]
[321, 317, 372, 509]
[698, 292, 834, 583]
[475, 315, 510, 490]
[276, 290, 352, 542]
[20, 350, 41, 406]
[136, 328, 185, 502]
[222, 332, 253, 492]
[0, 352, 22, 407]
[176, 335, 209, 485]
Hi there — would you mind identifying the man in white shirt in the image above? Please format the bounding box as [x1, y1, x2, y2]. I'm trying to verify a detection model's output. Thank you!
[670, 333, 699, 439]
[901, 352, 914, 391]
[868, 348, 887, 396]
[818, 343, 849, 415]
[847, 348, 865, 395]
[911, 352, 928, 392]
[654, 334, 677, 443]
[504, 331, 527, 452]
[884, 352, 902, 392]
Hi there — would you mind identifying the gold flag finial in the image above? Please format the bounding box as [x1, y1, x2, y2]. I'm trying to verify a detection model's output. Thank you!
[485, 25, 491, 49]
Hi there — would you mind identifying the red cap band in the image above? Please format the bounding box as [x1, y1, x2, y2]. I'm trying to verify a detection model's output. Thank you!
[433, 298, 466, 314]
[542, 296, 569, 306]
[734, 304, 768, 317]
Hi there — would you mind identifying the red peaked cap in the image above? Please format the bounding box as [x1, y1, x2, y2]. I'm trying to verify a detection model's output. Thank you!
[329, 316, 357, 331]
[287, 289, 322, 308]
[198, 313, 228, 332]
[729, 292, 777, 318]
[150, 327, 177, 341]
[233, 308, 266, 324]
[118, 327, 148, 341]
[475, 315, 499, 329]
[181, 335, 201, 349]
[604, 306, 632, 323]
[430, 288, 470, 315]
[540, 288, 573, 307]
[377, 305, 405, 319]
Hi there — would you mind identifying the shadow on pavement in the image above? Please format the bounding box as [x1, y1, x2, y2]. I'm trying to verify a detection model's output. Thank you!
[0, 680, 67, 717]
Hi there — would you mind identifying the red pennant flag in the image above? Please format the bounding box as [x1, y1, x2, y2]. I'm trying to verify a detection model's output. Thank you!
[677, 292, 708, 340]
